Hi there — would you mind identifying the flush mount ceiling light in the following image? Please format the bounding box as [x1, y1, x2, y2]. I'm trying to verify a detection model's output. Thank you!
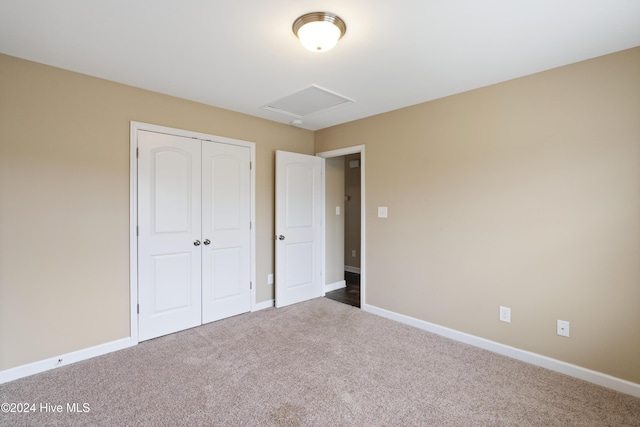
[293, 12, 346, 52]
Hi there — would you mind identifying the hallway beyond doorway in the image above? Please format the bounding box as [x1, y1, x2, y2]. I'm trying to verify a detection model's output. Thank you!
[324, 271, 360, 308]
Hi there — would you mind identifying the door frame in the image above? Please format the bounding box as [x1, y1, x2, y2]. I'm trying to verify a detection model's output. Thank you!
[129, 121, 256, 344]
[316, 145, 365, 307]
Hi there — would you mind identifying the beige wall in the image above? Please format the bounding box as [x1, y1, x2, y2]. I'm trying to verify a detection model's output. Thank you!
[2, 47, 639, 385]
[0, 54, 314, 370]
[315, 47, 640, 384]
[324, 157, 345, 285]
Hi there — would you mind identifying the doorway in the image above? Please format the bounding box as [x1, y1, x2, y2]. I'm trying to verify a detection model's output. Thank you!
[317, 146, 365, 309]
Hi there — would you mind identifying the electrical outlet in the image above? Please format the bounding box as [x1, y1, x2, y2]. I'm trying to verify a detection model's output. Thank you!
[499, 306, 511, 323]
[351, 250, 357, 258]
[267, 274, 274, 285]
[557, 320, 570, 337]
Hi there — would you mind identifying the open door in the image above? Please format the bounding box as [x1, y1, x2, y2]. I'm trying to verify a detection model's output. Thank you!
[275, 151, 323, 308]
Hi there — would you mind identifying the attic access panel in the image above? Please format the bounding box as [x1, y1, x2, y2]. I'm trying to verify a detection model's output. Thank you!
[262, 85, 355, 119]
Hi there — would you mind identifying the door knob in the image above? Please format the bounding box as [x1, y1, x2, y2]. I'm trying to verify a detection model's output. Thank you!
[278, 235, 285, 240]
[194, 240, 201, 246]
[203, 239, 211, 245]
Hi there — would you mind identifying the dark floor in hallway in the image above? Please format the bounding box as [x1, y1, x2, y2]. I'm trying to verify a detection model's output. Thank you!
[324, 271, 360, 308]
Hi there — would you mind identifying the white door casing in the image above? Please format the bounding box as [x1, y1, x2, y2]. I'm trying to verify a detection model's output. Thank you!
[316, 145, 366, 309]
[201, 142, 251, 323]
[137, 131, 202, 341]
[275, 151, 324, 308]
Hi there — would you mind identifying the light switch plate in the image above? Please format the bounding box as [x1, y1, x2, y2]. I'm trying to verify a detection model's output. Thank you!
[378, 206, 388, 218]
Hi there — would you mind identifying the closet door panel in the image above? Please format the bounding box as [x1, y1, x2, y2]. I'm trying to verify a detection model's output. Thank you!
[201, 142, 251, 323]
[138, 131, 202, 341]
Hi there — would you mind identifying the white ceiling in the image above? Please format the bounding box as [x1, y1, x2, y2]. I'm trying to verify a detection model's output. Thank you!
[1, 1, 639, 131]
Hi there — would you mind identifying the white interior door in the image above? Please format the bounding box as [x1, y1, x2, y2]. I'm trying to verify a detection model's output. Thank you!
[201, 142, 251, 323]
[138, 131, 202, 341]
[275, 151, 323, 308]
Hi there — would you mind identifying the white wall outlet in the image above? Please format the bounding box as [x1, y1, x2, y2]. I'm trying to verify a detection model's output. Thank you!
[557, 320, 570, 337]
[378, 206, 388, 218]
[499, 306, 511, 323]
[351, 250, 357, 258]
[267, 274, 274, 285]
[335, 206, 341, 215]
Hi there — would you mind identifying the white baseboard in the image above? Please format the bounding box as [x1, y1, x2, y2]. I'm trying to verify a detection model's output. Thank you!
[344, 265, 360, 274]
[0, 337, 133, 385]
[363, 303, 640, 398]
[7, 303, 636, 399]
[325, 280, 346, 292]
[3, 301, 276, 385]
[253, 299, 274, 311]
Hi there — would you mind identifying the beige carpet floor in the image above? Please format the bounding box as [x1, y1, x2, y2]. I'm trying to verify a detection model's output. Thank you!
[1, 298, 639, 426]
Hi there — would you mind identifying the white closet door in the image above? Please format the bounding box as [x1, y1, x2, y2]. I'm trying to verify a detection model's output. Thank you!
[138, 131, 202, 341]
[201, 142, 251, 323]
